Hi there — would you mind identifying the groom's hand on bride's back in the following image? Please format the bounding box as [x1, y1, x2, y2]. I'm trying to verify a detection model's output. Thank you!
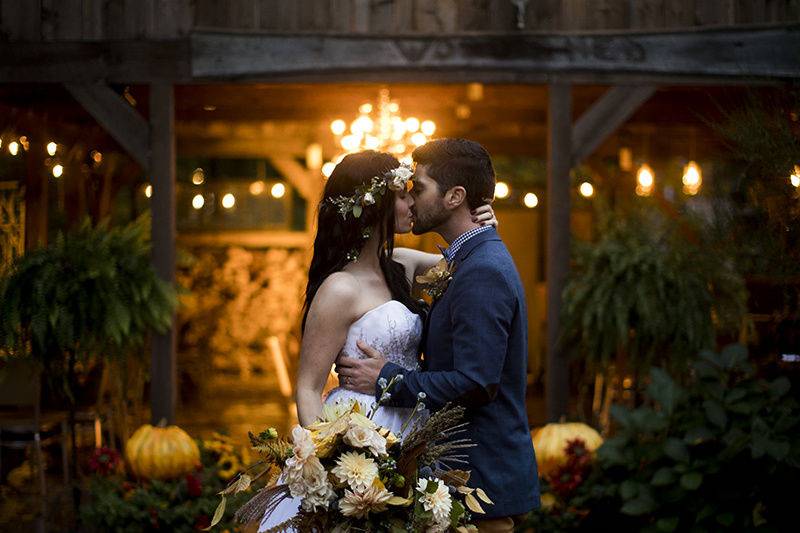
[334, 340, 386, 395]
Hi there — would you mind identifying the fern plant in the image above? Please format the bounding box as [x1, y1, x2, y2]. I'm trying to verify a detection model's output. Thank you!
[0, 216, 177, 493]
[561, 204, 748, 375]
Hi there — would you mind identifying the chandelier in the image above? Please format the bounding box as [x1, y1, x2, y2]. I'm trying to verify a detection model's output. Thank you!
[322, 88, 436, 177]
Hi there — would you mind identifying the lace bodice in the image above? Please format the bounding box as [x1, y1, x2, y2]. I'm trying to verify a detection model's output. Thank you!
[340, 300, 422, 371]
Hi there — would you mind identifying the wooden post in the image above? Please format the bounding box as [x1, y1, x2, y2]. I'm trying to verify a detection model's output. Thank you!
[149, 83, 177, 425]
[24, 140, 48, 250]
[546, 83, 572, 422]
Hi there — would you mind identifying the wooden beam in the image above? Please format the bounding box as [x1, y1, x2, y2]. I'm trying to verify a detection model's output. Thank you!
[546, 83, 572, 422]
[571, 85, 656, 164]
[192, 26, 800, 81]
[149, 82, 177, 425]
[269, 157, 323, 201]
[65, 83, 150, 168]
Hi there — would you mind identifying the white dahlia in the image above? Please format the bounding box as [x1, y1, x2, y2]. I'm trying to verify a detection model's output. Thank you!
[331, 451, 379, 492]
[343, 424, 387, 457]
[338, 485, 392, 518]
[416, 478, 452, 528]
[290, 425, 316, 462]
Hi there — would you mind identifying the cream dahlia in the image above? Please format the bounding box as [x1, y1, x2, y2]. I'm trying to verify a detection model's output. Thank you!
[331, 451, 379, 492]
[338, 485, 392, 518]
[417, 477, 452, 528]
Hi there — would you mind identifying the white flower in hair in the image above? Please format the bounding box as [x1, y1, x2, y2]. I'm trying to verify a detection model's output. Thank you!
[387, 163, 413, 191]
[363, 192, 375, 205]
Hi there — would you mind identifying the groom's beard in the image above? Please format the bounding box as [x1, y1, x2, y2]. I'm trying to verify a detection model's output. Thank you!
[411, 203, 449, 235]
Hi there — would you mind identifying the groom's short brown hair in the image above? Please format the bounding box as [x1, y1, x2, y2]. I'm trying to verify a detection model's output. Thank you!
[412, 138, 496, 209]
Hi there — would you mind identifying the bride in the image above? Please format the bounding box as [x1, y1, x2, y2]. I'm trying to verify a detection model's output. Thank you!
[259, 150, 496, 531]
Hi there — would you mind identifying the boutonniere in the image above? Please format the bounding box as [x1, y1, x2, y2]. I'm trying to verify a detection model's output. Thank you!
[416, 259, 455, 302]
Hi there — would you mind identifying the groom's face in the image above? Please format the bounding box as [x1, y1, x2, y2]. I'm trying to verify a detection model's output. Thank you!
[409, 164, 450, 235]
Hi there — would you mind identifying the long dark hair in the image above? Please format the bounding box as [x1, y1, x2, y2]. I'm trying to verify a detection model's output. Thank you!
[302, 151, 425, 332]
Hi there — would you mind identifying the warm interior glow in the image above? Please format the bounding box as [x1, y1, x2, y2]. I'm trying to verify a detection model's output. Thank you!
[330, 119, 346, 136]
[421, 120, 436, 136]
[249, 180, 266, 195]
[306, 143, 323, 170]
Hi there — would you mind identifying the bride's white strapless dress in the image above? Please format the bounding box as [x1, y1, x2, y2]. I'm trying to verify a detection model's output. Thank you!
[258, 300, 423, 532]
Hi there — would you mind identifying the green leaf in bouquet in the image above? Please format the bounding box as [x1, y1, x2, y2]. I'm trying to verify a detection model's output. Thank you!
[651, 467, 676, 487]
[425, 480, 439, 494]
[679, 472, 702, 491]
[450, 499, 466, 528]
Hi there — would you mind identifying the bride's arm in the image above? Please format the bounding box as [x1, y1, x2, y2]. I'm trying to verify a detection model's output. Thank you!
[295, 273, 359, 427]
[392, 204, 499, 279]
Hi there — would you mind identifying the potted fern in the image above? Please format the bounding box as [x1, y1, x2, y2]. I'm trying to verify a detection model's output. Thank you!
[0, 216, 177, 497]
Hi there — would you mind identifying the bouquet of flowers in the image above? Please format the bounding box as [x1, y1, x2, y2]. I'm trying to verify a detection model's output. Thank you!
[208, 377, 492, 532]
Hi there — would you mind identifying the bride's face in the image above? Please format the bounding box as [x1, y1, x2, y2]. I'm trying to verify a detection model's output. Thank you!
[393, 189, 415, 234]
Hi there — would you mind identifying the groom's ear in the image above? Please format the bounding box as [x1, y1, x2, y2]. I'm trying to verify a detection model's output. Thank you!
[444, 186, 467, 210]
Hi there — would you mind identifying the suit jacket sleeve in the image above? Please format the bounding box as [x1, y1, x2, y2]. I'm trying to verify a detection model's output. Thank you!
[377, 264, 514, 410]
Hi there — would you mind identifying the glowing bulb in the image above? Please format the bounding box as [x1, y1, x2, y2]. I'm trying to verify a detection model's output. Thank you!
[271, 182, 286, 199]
[191, 168, 205, 185]
[249, 180, 265, 195]
[91, 150, 102, 164]
[192, 194, 205, 209]
[405, 117, 420, 132]
[495, 181, 510, 199]
[8, 141, 19, 156]
[682, 161, 702, 195]
[523, 192, 538, 208]
[358, 103, 373, 114]
[354, 115, 374, 134]
[52, 164, 63, 178]
[411, 132, 427, 146]
[791, 165, 800, 188]
[579, 182, 594, 198]
[420, 120, 436, 136]
[144, 184, 152, 198]
[221, 193, 236, 209]
[341, 134, 360, 152]
[364, 135, 380, 150]
[46, 142, 57, 156]
[636, 164, 655, 196]
[306, 143, 323, 170]
[322, 162, 336, 178]
[330, 119, 346, 136]
[388, 102, 399, 113]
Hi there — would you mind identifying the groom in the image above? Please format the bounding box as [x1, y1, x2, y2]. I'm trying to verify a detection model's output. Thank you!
[336, 138, 539, 531]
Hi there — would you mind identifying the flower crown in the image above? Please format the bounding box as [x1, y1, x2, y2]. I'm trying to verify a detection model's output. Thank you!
[327, 162, 413, 219]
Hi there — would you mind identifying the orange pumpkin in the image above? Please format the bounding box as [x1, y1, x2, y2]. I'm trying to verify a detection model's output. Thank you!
[531, 422, 603, 477]
[125, 422, 200, 480]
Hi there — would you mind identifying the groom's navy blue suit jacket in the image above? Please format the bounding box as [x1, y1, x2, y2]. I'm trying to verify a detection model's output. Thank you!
[378, 227, 540, 518]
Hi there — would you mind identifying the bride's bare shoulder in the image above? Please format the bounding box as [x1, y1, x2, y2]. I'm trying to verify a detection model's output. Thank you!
[314, 271, 360, 307]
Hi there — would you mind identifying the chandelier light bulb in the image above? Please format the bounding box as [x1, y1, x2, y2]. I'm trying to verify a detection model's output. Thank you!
[636, 164, 655, 196]
[421, 120, 436, 136]
[341, 134, 360, 152]
[495, 181, 511, 199]
[192, 168, 205, 185]
[405, 117, 420, 132]
[579, 182, 594, 198]
[682, 161, 702, 195]
[8, 141, 19, 156]
[330, 119, 346, 136]
[46, 142, 57, 156]
[192, 194, 205, 209]
[411, 132, 427, 146]
[523, 192, 538, 208]
[52, 164, 64, 178]
[358, 103, 373, 114]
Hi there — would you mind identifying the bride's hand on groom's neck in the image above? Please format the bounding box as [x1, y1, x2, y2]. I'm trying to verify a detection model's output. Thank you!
[335, 340, 386, 395]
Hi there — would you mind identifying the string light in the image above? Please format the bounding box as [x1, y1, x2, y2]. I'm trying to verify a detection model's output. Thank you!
[8, 141, 19, 156]
[579, 181, 594, 198]
[330, 119, 347, 136]
[91, 150, 102, 164]
[523, 192, 539, 208]
[495, 181, 510, 199]
[636, 164, 655, 197]
[682, 161, 702, 195]
[144, 184, 152, 198]
[191, 168, 205, 185]
[221, 193, 236, 209]
[52, 164, 63, 178]
[249, 180, 265, 195]
[790, 165, 800, 188]
[46, 142, 57, 156]
[192, 194, 205, 209]
[271, 183, 286, 199]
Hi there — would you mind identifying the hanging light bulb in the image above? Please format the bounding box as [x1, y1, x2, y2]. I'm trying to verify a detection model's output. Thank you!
[495, 181, 511, 199]
[421, 120, 436, 136]
[221, 193, 236, 209]
[271, 182, 286, 199]
[341, 134, 360, 152]
[358, 103, 373, 114]
[52, 164, 64, 178]
[636, 164, 655, 196]
[91, 150, 103, 164]
[618, 147, 633, 171]
[46, 142, 57, 156]
[192, 194, 205, 209]
[8, 141, 19, 156]
[405, 117, 420, 132]
[789, 165, 800, 188]
[192, 168, 205, 185]
[306, 143, 323, 170]
[682, 161, 702, 195]
[523, 192, 539, 208]
[579, 181, 594, 198]
[249, 180, 266, 195]
[330, 119, 346, 136]
[144, 184, 153, 198]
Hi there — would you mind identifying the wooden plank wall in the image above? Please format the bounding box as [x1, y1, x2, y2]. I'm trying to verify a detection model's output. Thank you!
[0, 0, 798, 42]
